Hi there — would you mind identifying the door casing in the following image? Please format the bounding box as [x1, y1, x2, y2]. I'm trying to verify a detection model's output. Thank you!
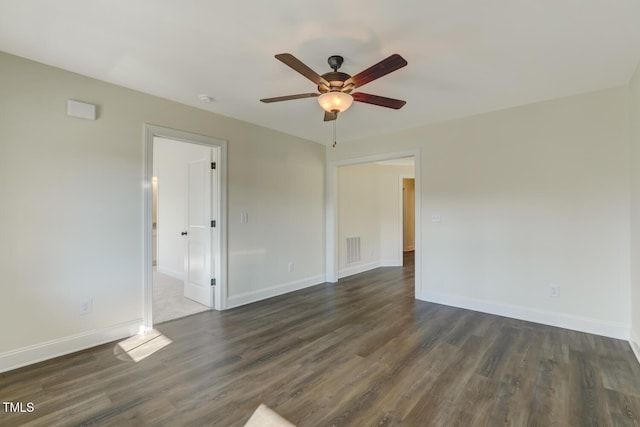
[143, 124, 228, 329]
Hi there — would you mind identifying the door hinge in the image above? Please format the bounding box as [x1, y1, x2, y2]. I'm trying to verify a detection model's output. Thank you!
[211, 220, 216, 227]
[211, 162, 216, 170]
[211, 278, 216, 286]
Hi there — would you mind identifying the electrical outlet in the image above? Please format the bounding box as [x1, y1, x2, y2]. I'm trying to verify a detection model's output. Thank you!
[288, 262, 294, 273]
[80, 298, 93, 315]
[549, 285, 560, 298]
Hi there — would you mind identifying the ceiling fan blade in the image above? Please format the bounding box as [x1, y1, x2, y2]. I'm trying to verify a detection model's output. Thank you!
[260, 93, 319, 103]
[275, 53, 330, 88]
[352, 92, 406, 109]
[345, 54, 407, 89]
[324, 111, 338, 121]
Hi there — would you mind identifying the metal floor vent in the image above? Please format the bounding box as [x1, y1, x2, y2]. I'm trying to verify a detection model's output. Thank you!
[346, 236, 361, 265]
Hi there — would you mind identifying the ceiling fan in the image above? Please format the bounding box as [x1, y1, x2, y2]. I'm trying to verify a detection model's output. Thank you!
[260, 53, 407, 121]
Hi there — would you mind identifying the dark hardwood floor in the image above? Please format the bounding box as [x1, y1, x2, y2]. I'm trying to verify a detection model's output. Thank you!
[3, 252, 640, 426]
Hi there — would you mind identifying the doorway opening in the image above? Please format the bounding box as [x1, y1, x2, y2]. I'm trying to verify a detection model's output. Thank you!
[326, 149, 421, 298]
[143, 125, 227, 330]
[402, 177, 415, 253]
[401, 176, 416, 273]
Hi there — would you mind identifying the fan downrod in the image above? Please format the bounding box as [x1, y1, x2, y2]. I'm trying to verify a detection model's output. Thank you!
[328, 55, 344, 72]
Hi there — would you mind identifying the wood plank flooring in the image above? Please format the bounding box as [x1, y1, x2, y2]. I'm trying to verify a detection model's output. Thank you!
[2, 253, 640, 426]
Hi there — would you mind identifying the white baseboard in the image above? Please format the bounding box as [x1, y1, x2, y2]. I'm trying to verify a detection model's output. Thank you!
[0, 319, 143, 374]
[226, 275, 325, 309]
[156, 266, 183, 280]
[419, 291, 629, 340]
[339, 261, 381, 279]
[630, 329, 640, 365]
[338, 259, 402, 279]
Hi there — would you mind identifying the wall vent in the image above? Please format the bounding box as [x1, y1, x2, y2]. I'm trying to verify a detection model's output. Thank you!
[346, 236, 361, 265]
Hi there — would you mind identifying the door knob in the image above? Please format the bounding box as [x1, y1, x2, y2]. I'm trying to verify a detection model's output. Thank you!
[181, 231, 188, 236]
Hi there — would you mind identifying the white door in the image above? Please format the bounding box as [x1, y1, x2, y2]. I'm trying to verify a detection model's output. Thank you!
[183, 147, 215, 307]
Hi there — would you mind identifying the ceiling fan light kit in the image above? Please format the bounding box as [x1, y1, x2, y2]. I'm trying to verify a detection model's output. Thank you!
[318, 91, 353, 113]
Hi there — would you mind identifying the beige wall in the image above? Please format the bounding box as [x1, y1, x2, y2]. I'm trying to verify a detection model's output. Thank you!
[630, 62, 640, 351]
[328, 86, 631, 338]
[338, 163, 381, 274]
[0, 51, 325, 371]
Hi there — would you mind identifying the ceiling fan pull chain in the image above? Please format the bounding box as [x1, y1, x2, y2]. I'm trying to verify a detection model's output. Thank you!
[332, 119, 337, 148]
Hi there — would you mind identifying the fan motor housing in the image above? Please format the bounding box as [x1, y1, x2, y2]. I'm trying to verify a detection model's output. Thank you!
[319, 71, 351, 93]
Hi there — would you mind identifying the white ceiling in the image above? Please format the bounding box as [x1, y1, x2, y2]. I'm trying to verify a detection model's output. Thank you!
[1, 1, 639, 144]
